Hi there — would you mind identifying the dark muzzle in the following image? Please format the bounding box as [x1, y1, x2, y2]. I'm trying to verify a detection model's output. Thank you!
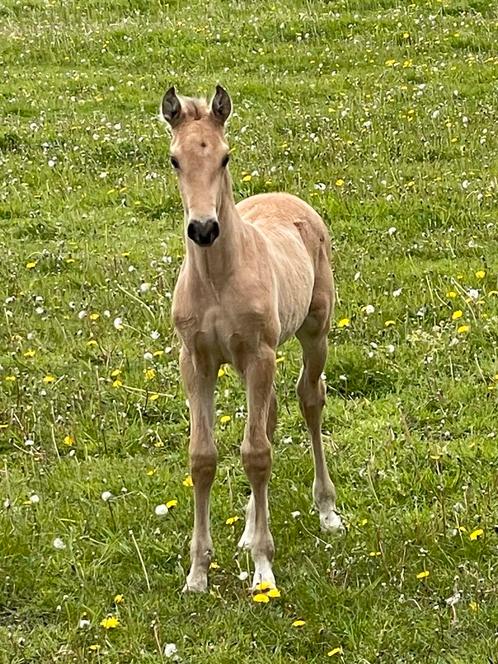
[187, 218, 220, 247]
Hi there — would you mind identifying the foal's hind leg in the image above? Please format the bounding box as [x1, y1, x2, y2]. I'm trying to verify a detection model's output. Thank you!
[238, 388, 276, 551]
[296, 316, 343, 534]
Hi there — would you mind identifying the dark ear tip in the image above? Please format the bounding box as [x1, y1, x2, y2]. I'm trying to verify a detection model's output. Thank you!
[165, 85, 176, 97]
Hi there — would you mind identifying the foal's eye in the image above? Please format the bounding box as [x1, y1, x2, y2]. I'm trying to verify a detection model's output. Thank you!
[221, 154, 230, 168]
[170, 156, 180, 169]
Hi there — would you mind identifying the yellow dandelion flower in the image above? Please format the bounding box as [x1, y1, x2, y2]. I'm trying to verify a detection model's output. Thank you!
[144, 368, 156, 381]
[335, 178, 345, 187]
[26, 260, 37, 269]
[218, 367, 226, 378]
[166, 499, 178, 509]
[146, 468, 156, 476]
[183, 475, 193, 487]
[328, 647, 344, 657]
[457, 325, 470, 334]
[86, 340, 98, 347]
[385, 58, 396, 66]
[384, 320, 395, 327]
[5, 375, 16, 382]
[446, 291, 457, 298]
[88, 644, 101, 652]
[242, 174, 252, 182]
[402, 32, 410, 38]
[275, 355, 285, 364]
[253, 593, 269, 603]
[220, 415, 231, 424]
[475, 270, 486, 279]
[267, 587, 281, 598]
[255, 581, 273, 592]
[63, 435, 74, 446]
[114, 594, 124, 604]
[153, 350, 164, 357]
[110, 369, 121, 377]
[369, 551, 382, 557]
[149, 392, 160, 401]
[43, 375, 56, 384]
[359, 518, 368, 526]
[452, 310, 463, 320]
[292, 619, 306, 628]
[225, 515, 240, 525]
[100, 615, 119, 629]
[337, 318, 350, 328]
[89, 312, 100, 321]
[416, 570, 430, 579]
[209, 561, 220, 570]
[23, 349, 36, 358]
[469, 528, 483, 541]
[112, 379, 123, 388]
[469, 601, 478, 612]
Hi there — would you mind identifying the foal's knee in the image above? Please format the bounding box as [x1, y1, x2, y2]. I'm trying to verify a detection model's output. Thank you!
[190, 448, 217, 483]
[241, 437, 272, 483]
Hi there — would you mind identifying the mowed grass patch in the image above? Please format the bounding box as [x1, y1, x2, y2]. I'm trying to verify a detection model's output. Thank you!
[1, 0, 498, 661]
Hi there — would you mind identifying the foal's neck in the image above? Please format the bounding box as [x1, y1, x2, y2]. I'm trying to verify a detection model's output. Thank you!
[185, 170, 244, 286]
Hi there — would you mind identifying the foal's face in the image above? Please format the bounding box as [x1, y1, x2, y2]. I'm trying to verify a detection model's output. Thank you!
[170, 121, 230, 247]
[161, 86, 232, 248]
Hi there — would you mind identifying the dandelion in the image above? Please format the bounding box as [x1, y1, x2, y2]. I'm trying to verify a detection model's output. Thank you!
[457, 325, 470, 334]
[23, 349, 36, 358]
[112, 379, 123, 388]
[5, 375, 16, 382]
[292, 619, 306, 628]
[220, 415, 231, 424]
[469, 528, 483, 541]
[267, 587, 281, 598]
[328, 647, 344, 657]
[43, 375, 56, 384]
[218, 367, 226, 377]
[114, 594, 124, 604]
[166, 499, 178, 509]
[89, 312, 100, 321]
[26, 260, 37, 269]
[100, 616, 120, 629]
[242, 174, 252, 182]
[335, 178, 344, 187]
[384, 320, 395, 327]
[110, 369, 121, 377]
[416, 570, 430, 579]
[225, 515, 240, 525]
[144, 368, 156, 381]
[469, 601, 478, 612]
[452, 310, 463, 320]
[447, 291, 457, 298]
[475, 270, 486, 279]
[182, 475, 193, 487]
[89, 645, 100, 652]
[253, 593, 269, 603]
[337, 318, 350, 328]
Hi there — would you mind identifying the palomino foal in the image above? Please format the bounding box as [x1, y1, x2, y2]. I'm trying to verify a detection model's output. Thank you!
[161, 85, 343, 592]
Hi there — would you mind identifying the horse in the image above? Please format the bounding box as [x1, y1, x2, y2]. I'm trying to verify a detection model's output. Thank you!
[161, 85, 343, 592]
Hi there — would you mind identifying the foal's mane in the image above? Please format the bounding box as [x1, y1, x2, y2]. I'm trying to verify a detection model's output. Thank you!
[178, 96, 210, 122]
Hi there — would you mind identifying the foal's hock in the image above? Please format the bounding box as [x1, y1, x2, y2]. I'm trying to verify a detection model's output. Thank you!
[161, 85, 343, 593]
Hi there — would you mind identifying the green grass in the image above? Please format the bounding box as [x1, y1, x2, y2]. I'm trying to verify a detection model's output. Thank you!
[1, 0, 498, 661]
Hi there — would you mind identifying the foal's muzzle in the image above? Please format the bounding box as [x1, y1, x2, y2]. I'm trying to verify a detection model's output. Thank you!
[187, 218, 220, 247]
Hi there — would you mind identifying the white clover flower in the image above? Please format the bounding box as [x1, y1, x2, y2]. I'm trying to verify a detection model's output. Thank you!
[53, 537, 66, 550]
[155, 504, 168, 516]
[364, 304, 375, 315]
[101, 491, 113, 502]
[78, 618, 91, 628]
[150, 330, 160, 340]
[140, 282, 151, 293]
[113, 317, 123, 330]
[238, 571, 249, 581]
[388, 226, 397, 236]
[164, 643, 177, 658]
[29, 494, 40, 504]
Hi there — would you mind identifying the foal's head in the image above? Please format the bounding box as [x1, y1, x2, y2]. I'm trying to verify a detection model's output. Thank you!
[161, 85, 232, 247]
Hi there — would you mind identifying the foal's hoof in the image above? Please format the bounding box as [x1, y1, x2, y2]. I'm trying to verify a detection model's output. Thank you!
[182, 573, 208, 593]
[320, 510, 345, 534]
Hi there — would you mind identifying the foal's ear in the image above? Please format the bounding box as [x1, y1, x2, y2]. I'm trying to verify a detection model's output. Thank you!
[161, 86, 182, 128]
[210, 85, 232, 126]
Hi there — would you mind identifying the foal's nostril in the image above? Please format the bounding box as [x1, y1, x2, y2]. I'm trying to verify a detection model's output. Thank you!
[188, 219, 220, 247]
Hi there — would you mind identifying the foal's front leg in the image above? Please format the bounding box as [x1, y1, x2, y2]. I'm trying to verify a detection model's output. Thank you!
[239, 345, 276, 589]
[180, 346, 218, 592]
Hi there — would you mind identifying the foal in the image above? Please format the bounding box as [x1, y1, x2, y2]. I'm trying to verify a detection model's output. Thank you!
[161, 85, 343, 592]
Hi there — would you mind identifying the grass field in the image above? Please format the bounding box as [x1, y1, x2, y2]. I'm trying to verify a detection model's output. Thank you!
[1, 0, 498, 661]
